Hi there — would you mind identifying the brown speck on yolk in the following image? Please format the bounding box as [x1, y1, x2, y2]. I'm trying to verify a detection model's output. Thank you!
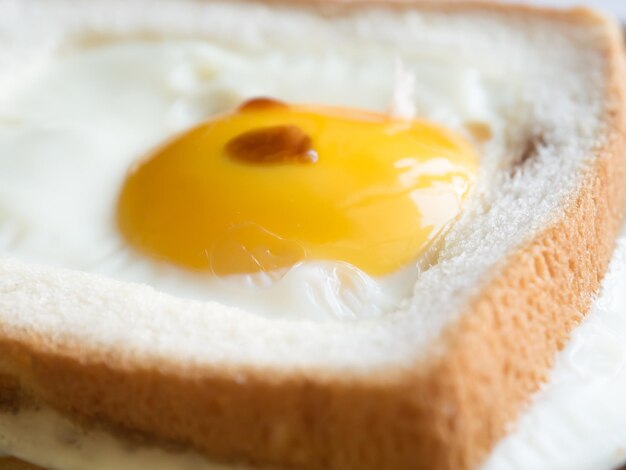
[238, 97, 288, 112]
[226, 125, 318, 165]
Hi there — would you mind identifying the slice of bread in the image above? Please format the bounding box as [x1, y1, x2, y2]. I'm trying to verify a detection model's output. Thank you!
[0, 1, 625, 469]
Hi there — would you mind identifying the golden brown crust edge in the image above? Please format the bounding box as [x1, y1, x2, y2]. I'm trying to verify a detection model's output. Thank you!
[1, 3, 626, 470]
[0, 458, 45, 470]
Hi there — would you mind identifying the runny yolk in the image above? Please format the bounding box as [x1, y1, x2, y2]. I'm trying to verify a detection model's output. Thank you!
[117, 97, 478, 277]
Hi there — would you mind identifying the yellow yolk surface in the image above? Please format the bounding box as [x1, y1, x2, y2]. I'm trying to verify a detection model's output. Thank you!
[118, 98, 477, 276]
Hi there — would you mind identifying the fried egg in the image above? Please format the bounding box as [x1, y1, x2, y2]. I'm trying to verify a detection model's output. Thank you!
[0, 39, 484, 320]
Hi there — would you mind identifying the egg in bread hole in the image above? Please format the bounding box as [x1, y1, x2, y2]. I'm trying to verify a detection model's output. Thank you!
[0, 38, 492, 321]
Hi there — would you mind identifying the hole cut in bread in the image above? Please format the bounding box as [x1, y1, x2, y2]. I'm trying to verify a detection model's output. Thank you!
[0, 1, 625, 469]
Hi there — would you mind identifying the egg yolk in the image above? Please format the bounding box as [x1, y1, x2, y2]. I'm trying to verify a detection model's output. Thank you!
[118, 98, 477, 277]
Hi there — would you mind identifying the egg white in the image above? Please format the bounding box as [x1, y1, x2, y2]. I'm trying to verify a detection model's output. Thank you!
[0, 39, 492, 320]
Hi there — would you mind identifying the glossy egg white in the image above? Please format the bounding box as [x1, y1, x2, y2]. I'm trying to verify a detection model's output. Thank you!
[0, 39, 490, 321]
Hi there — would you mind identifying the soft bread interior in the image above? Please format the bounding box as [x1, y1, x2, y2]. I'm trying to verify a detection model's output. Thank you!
[0, 0, 612, 372]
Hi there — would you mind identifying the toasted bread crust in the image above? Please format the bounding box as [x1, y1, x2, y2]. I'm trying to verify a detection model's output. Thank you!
[0, 458, 44, 470]
[0, 2, 625, 470]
